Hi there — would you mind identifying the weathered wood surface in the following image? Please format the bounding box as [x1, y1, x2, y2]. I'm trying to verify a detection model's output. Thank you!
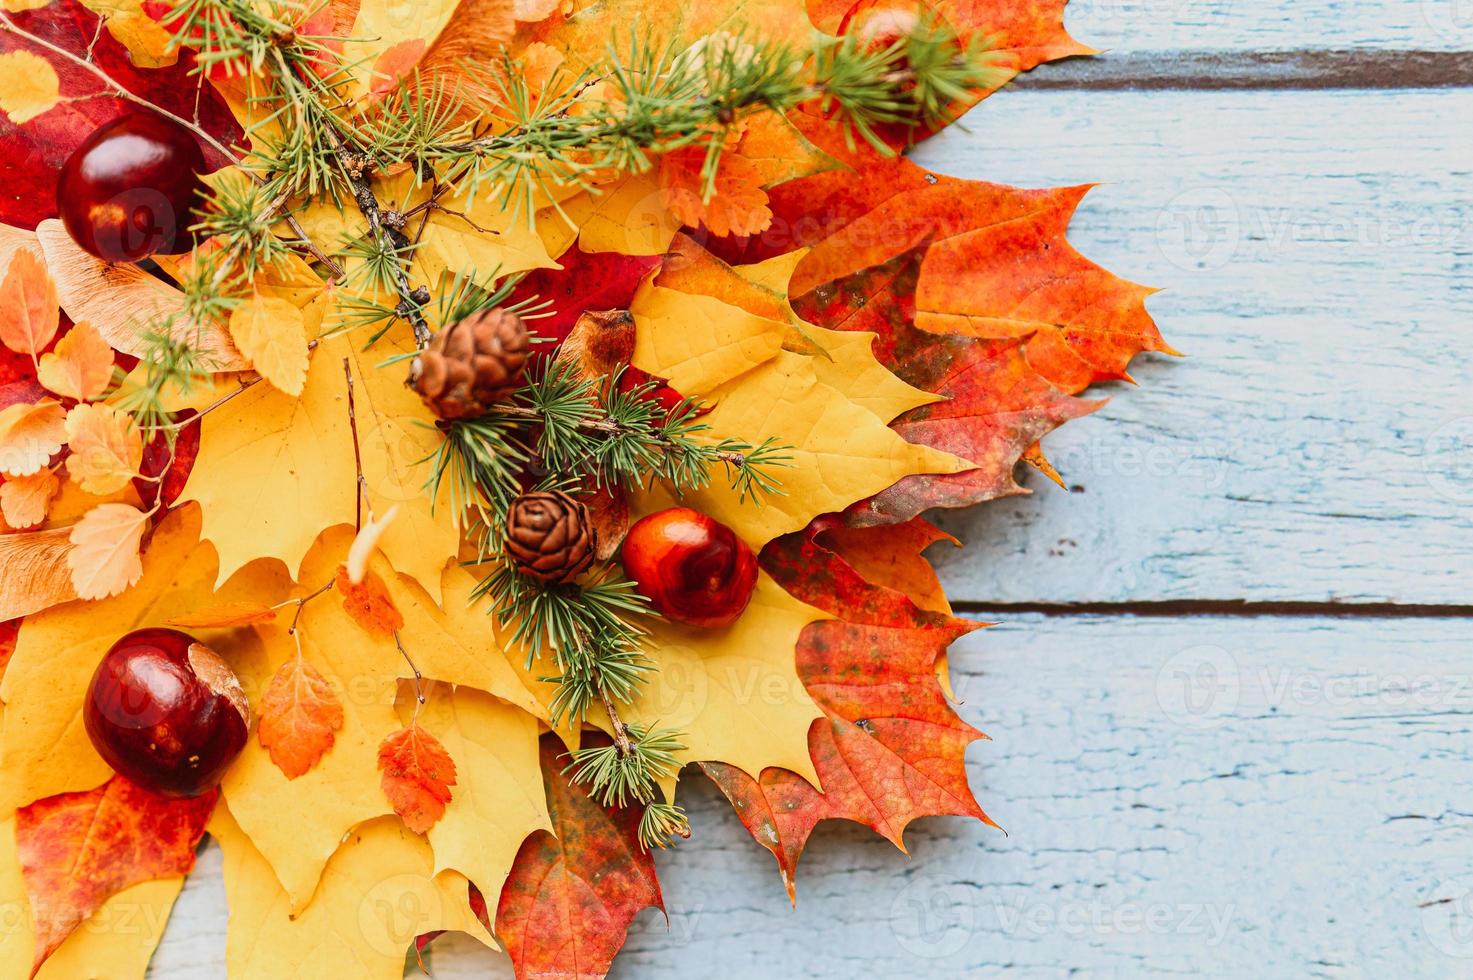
[152, 616, 1473, 977]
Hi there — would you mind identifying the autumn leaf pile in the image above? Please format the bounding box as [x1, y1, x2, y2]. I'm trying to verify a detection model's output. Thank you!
[0, 0, 1170, 977]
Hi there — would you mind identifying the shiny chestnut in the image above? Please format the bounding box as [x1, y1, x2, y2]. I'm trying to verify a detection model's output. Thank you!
[57, 114, 205, 262]
[83, 628, 249, 797]
[621, 507, 757, 629]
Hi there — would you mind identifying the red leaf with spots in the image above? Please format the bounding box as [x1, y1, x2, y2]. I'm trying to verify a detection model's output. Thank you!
[0, 0, 241, 229]
[701, 518, 993, 900]
[15, 776, 215, 974]
[497, 733, 663, 980]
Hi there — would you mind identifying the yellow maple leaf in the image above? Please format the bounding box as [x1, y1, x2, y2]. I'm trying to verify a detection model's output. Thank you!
[618, 574, 825, 795]
[414, 685, 552, 900]
[36, 322, 115, 402]
[0, 50, 59, 124]
[0, 400, 66, 477]
[64, 403, 142, 496]
[220, 529, 551, 909]
[210, 804, 493, 979]
[0, 468, 59, 529]
[179, 329, 458, 598]
[78, 0, 177, 67]
[228, 293, 310, 396]
[629, 284, 786, 396]
[65, 502, 150, 600]
[0, 817, 184, 979]
[545, 171, 681, 257]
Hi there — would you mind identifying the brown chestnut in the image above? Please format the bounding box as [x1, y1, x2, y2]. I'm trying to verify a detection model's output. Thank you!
[83, 628, 249, 797]
[621, 507, 757, 628]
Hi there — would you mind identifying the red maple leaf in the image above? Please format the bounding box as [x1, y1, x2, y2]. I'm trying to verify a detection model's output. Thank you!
[16, 776, 215, 974]
[497, 734, 663, 980]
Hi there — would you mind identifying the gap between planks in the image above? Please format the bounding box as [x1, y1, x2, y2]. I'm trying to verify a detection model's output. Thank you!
[1012, 49, 1473, 90]
[953, 598, 1473, 618]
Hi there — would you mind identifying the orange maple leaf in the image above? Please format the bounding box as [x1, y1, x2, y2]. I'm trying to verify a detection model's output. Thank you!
[702, 517, 993, 900]
[257, 654, 345, 779]
[15, 776, 215, 975]
[166, 601, 280, 629]
[335, 563, 405, 636]
[377, 721, 457, 834]
[658, 144, 772, 239]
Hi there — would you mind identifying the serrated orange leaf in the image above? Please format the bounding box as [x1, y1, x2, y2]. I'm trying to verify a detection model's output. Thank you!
[659, 143, 772, 238]
[36, 322, 114, 401]
[16, 776, 215, 975]
[0, 50, 60, 124]
[257, 654, 345, 779]
[0, 399, 65, 477]
[377, 721, 456, 834]
[166, 601, 280, 629]
[66, 502, 149, 600]
[1, 468, 58, 529]
[63, 403, 142, 495]
[228, 293, 309, 396]
[0, 240, 58, 360]
[335, 563, 404, 636]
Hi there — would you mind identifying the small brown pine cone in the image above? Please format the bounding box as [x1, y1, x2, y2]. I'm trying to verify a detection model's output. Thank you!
[410, 307, 530, 420]
[505, 491, 596, 583]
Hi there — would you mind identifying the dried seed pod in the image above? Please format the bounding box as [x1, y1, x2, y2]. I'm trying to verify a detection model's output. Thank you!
[409, 307, 530, 420]
[505, 491, 596, 583]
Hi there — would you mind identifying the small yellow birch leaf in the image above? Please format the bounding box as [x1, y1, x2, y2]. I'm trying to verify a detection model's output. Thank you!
[660, 241, 941, 422]
[0, 399, 66, 477]
[0, 246, 59, 356]
[210, 804, 494, 979]
[617, 573, 825, 791]
[64, 403, 143, 495]
[630, 284, 786, 396]
[0, 506, 266, 812]
[65, 502, 150, 600]
[633, 352, 970, 547]
[0, 50, 59, 123]
[416, 686, 552, 900]
[0, 526, 77, 621]
[228, 293, 309, 396]
[0, 468, 59, 528]
[0, 817, 185, 980]
[36, 322, 115, 401]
